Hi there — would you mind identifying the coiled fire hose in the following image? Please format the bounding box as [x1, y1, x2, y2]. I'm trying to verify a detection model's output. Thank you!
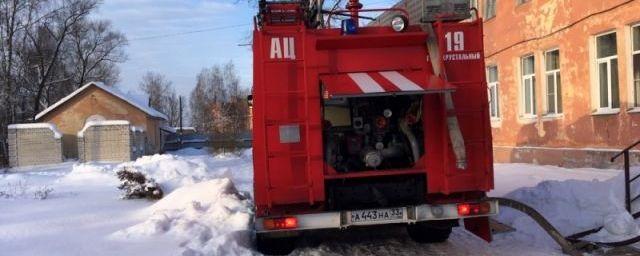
[488, 197, 640, 256]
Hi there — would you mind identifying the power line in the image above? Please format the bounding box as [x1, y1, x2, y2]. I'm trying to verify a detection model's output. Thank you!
[486, 0, 636, 58]
[126, 1, 396, 42]
[128, 23, 251, 42]
[365, 0, 398, 6]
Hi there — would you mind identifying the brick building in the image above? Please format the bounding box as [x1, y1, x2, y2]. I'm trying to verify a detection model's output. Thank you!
[34, 82, 168, 159]
[374, 0, 640, 168]
[480, 0, 640, 168]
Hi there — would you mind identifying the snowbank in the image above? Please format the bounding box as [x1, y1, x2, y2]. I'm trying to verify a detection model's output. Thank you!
[114, 154, 222, 193]
[57, 163, 119, 187]
[111, 149, 254, 195]
[112, 179, 254, 255]
[239, 148, 252, 160]
[130, 126, 145, 133]
[494, 169, 640, 249]
[105, 150, 256, 255]
[1, 149, 255, 256]
[169, 147, 211, 156]
[12, 149, 638, 256]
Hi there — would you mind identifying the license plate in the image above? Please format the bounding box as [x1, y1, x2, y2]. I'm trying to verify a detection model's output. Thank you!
[350, 207, 404, 224]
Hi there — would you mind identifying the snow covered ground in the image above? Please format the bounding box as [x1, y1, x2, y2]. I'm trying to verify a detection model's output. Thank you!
[0, 149, 637, 255]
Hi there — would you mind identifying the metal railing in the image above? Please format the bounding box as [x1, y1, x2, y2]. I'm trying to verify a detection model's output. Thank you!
[611, 139, 640, 212]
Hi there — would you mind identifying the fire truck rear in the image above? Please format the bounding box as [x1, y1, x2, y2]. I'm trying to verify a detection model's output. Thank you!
[251, 0, 497, 254]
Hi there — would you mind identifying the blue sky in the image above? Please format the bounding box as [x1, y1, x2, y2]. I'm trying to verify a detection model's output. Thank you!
[94, 0, 397, 97]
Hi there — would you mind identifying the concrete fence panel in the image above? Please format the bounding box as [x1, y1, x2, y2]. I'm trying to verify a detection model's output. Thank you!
[77, 120, 136, 163]
[7, 123, 63, 167]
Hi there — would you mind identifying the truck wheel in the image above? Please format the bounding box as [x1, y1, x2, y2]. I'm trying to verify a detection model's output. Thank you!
[406, 222, 452, 243]
[255, 233, 297, 255]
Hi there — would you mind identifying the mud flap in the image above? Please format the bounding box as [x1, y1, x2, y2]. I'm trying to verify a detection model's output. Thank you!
[463, 216, 492, 242]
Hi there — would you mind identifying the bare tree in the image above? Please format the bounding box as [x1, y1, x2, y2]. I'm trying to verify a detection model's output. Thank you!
[26, 0, 99, 114]
[138, 71, 170, 110]
[138, 71, 180, 126]
[221, 62, 249, 135]
[190, 69, 215, 133]
[164, 92, 180, 127]
[0, 0, 127, 145]
[189, 62, 249, 137]
[0, 0, 36, 128]
[68, 19, 127, 88]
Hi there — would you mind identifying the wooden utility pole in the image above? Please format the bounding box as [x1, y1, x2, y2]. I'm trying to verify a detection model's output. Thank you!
[179, 96, 183, 135]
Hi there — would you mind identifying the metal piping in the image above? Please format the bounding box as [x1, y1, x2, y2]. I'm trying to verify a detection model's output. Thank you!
[345, 0, 363, 25]
[399, 119, 420, 164]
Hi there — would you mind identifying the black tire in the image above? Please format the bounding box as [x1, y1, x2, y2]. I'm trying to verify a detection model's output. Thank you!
[255, 233, 297, 255]
[406, 222, 452, 243]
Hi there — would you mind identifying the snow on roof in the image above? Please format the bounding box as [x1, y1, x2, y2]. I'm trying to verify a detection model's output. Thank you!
[78, 120, 130, 137]
[172, 127, 197, 131]
[8, 123, 63, 139]
[160, 126, 177, 133]
[130, 126, 145, 133]
[35, 82, 168, 121]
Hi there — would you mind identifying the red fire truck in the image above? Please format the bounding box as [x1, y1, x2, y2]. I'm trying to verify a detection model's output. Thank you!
[251, 0, 498, 254]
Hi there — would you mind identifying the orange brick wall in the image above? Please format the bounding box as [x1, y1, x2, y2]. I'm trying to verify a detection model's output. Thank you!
[478, 0, 640, 167]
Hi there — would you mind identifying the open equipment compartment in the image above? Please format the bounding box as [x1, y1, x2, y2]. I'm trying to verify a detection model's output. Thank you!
[322, 94, 424, 173]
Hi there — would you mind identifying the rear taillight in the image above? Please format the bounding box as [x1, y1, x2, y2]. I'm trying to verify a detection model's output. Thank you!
[263, 217, 298, 230]
[457, 202, 491, 216]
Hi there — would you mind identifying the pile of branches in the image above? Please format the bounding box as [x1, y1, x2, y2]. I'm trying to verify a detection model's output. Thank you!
[116, 167, 163, 200]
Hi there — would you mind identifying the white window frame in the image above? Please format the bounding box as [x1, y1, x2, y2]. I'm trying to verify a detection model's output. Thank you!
[521, 54, 536, 118]
[484, 0, 496, 20]
[487, 65, 500, 120]
[631, 24, 640, 110]
[544, 49, 562, 115]
[595, 31, 619, 111]
[469, 0, 478, 9]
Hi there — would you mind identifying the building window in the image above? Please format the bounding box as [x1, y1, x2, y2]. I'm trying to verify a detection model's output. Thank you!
[487, 66, 500, 119]
[484, 0, 496, 19]
[595, 32, 619, 110]
[545, 49, 562, 114]
[469, 0, 478, 9]
[521, 55, 536, 117]
[632, 24, 640, 108]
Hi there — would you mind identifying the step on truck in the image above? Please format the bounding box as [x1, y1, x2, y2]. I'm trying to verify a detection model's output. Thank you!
[251, 0, 498, 254]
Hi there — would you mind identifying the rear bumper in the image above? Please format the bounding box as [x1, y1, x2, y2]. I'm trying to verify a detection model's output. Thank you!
[255, 199, 499, 233]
